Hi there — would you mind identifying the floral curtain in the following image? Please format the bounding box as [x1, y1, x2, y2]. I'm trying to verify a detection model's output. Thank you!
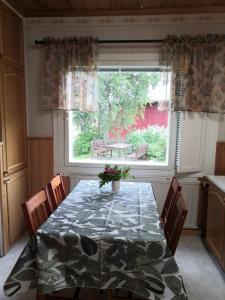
[42, 36, 98, 112]
[160, 35, 225, 113]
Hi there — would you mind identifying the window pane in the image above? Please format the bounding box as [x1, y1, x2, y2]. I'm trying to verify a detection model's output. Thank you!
[69, 70, 171, 165]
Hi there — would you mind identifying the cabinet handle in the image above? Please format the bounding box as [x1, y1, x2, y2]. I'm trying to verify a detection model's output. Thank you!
[3, 171, 9, 176]
[3, 179, 10, 184]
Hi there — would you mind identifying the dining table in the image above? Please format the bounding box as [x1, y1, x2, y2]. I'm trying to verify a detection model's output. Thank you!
[4, 180, 187, 299]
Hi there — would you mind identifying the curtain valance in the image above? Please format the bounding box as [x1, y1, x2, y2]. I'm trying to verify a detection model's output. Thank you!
[42, 36, 98, 112]
[160, 34, 225, 113]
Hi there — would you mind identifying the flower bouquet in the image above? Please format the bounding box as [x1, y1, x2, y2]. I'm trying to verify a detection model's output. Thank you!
[98, 164, 133, 191]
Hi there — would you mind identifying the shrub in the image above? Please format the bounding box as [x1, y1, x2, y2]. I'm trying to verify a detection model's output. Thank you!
[127, 126, 167, 162]
[73, 128, 101, 157]
[126, 130, 146, 149]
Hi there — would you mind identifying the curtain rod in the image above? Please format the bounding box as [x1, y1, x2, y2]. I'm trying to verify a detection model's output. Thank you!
[34, 39, 163, 45]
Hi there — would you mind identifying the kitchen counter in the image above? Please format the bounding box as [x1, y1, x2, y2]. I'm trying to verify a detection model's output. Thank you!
[206, 175, 225, 193]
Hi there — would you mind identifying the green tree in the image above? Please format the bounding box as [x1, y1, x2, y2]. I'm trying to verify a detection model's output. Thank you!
[73, 127, 101, 157]
[72, 71, 162, 157]
[72, 111, 97, 131]
[98, 72, 158, 138]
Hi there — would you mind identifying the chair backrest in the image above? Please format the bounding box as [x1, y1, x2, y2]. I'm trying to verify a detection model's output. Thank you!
[136, 144, 148, 157]
[22, 189, 52, 235]
[47, 174, 66, 210]
[91, 139, 105, 149]
[164, 193, 188, 255]
[161, 176, 182, 225]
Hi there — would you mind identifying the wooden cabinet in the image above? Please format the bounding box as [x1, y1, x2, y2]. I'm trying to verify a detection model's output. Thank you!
[206, 184, 225, 271]
[0, 1, 27, 255]
[0, 2, 24, 68]
[198, 177, 209, 237]
[1, 168, 28, 251]
[0, 63, 27, 175]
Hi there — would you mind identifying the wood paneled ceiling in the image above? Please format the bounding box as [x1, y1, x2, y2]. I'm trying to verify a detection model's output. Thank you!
[5, 0, 225, 17]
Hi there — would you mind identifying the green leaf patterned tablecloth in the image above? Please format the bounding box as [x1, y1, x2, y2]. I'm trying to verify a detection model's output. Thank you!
[4, 180, 187, 299]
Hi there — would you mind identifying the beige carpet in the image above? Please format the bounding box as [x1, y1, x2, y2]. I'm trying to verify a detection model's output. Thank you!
[0, 235, 224, 300]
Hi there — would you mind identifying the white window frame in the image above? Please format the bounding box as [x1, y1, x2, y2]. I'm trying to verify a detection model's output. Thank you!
[53, 52, 177, 179]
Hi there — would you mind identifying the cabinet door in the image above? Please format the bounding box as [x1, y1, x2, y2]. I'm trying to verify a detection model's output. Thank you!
[0, 63, 27, 175]
[206, 185, 225, 267]
[2, 168, 28, 250]
[0, 3, 24, 67]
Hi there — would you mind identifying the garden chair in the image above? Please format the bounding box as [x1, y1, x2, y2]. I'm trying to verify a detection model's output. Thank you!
[127, 144, 148, 160]
[91, 139, 112, 157]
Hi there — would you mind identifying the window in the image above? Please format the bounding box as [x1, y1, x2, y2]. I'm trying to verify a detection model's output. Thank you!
[68, 68, 174, 167]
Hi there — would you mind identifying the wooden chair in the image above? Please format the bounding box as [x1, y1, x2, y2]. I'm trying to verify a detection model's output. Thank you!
[47, 174, 66, 210]
[22, 189, 53, 235]
[127, 144, 148, 160]
[91, 139, 112, 158]
[164, 193, 188, 255]
[160, 177, 182, 226]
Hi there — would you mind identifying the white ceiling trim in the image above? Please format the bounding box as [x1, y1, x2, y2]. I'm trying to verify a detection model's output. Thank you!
[25, 14, 225, 28]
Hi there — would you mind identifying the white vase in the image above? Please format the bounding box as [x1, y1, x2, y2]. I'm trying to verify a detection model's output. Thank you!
[112, 180, 120, 193]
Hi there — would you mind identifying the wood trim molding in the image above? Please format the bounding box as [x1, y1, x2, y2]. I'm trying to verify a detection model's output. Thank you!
[25, 13, 225, 28]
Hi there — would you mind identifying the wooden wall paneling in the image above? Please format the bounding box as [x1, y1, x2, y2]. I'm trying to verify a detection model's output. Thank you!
[27, 137, 70, 198]
[68, 0, 86, 10]
[214, 142, 225, 175]
[83, 0, 98, 10]
[96, 0, 111, 10]
[28, 137, 53, 196]
[109, 0, 123, 10]
[62, 175, 70, 196]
